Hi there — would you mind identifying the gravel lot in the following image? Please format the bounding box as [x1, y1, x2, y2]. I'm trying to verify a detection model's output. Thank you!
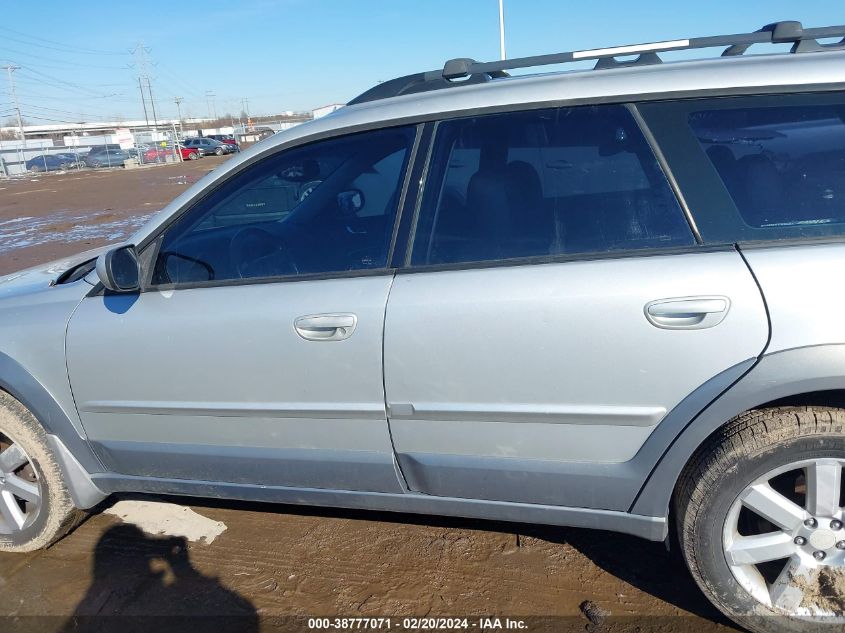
[0, 159, 735, 632]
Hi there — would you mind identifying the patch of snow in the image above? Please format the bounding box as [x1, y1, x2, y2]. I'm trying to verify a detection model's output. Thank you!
[104, 500, 227, 545]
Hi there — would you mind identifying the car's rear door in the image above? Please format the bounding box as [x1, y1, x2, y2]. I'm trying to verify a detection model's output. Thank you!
[383, 105, 769, 510]
[66, 124, 420, 492]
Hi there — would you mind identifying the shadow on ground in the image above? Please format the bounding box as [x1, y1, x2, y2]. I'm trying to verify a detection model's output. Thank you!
[59, 523, 258, 633]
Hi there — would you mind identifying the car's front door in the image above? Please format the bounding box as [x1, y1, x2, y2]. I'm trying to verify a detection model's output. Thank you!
[383, 106, 769, 508]
[66, 125, 419, 492]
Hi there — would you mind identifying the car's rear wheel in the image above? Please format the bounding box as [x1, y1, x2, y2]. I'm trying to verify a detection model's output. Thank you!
[29, 165, 41, 173]
[676, 406, 845, 632]
[188, 151, 199, 160]
[0, 391, 83, 552]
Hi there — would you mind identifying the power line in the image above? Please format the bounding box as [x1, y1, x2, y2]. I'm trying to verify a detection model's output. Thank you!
[0, 45, 127, 69]
[16, 102, 122, 120]
[11, 75, 128, 98]
[18, 66, 117, 97]
[0, 26, 128, 56]
[155, 64, 205, 99]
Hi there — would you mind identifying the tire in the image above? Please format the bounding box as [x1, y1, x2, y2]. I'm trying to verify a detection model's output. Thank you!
[188, 152, 199, 160]
[675, 406, 845, 632]
[29, 165, 41, 173]
[215, 147, 224, 156]
[0, 391, 84, 552]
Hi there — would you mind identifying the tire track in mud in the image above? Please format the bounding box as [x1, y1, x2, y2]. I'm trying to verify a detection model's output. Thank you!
[0, 496, 731, 629]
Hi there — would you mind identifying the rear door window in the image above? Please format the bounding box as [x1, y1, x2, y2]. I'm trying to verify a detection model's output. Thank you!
[411, 105, 693, 266]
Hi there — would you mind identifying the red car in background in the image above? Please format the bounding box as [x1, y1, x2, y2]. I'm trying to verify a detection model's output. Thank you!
[142, 145, 200, 162]
[176, 145, 200, 160]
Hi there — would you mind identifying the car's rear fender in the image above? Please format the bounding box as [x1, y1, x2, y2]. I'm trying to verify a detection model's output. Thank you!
[631, 344, 845, 518]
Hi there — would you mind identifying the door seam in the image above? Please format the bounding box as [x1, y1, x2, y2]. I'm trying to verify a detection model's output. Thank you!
[381, 272, 411, 491]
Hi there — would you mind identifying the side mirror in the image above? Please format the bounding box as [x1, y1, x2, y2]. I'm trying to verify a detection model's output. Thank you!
[96, 245, 141, 292]
[337, 189, 365, 216]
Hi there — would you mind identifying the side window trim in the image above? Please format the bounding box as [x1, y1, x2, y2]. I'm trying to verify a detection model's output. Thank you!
[389, 122, 435, 269]
[627, 104, 703, 245]
[140, 124, 426, 291]
[400, 120, 440, 268]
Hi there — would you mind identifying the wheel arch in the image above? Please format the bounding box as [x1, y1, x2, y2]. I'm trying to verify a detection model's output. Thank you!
[631, 344, 845, 519]
[0, 352, 105, 509]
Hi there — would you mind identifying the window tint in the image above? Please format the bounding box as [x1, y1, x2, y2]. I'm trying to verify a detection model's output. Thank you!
[151, 126, 415, 285]
[690, 104, 845, 230]
[411, 105, 692, 265]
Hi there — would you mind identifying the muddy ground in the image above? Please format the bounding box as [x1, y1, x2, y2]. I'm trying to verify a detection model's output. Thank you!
[0, 160, 734, 632]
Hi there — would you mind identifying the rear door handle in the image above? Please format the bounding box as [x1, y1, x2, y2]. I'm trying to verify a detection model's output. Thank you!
[644, 296, 730, 330]
[294, 314, 357, 341]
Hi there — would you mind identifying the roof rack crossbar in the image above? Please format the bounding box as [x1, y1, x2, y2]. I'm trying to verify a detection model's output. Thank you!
[348, 21, 845, 105]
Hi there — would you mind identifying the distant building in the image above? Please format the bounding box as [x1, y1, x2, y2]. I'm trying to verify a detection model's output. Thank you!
[237, 128, 275, 144]
[312, 104, 344, 119]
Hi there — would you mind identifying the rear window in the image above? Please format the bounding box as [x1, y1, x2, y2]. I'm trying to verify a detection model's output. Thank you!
[689, 104, 845, 231]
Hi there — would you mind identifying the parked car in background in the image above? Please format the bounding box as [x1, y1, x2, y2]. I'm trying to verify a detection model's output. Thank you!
[205, 134, 240, 151]
[25, 154, 79, 172]
[141, 146, 174, 163]
[86, 144, 121, 156]
[84, 147, 130, 168]
[182, 137, 236, 156]
[4, 20, 845, 633]
[176, 144, 200, 161]
[55, 152, 85, 167]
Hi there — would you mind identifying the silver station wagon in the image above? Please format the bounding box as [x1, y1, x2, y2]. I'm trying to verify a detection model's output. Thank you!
[1, 20, 845, 633]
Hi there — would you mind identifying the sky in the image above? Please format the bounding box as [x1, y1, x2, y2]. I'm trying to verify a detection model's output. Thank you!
[0, 0, 842, 125]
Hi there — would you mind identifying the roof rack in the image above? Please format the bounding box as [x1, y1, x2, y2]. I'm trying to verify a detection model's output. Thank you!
[348, 21, 845, 105]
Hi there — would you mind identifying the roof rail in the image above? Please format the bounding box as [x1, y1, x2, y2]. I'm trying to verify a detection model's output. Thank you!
[348, 21, 845, 105]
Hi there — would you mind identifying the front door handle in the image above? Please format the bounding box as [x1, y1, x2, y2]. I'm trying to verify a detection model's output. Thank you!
[644, 296, 730, 330]
[294, 314, 357, 341]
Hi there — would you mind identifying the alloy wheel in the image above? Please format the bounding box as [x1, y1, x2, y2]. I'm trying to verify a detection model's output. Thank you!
[724, 458, 845, 616]
[0, 432, 41, 534]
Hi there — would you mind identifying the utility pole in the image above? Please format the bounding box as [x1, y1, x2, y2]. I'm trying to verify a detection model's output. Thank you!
[2, 65, 26, 148]
[242, 97, 251, 129]
[498, 0, 507, 60]
[174, 96, 184, 124]
[137, 77, 149, 127]
[205, 91, 217, 121]
[171, 122, 182, 162]
[174, 96, 184, 138]
[146, 77, 158, 131]
[130, 42, 157, 130]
